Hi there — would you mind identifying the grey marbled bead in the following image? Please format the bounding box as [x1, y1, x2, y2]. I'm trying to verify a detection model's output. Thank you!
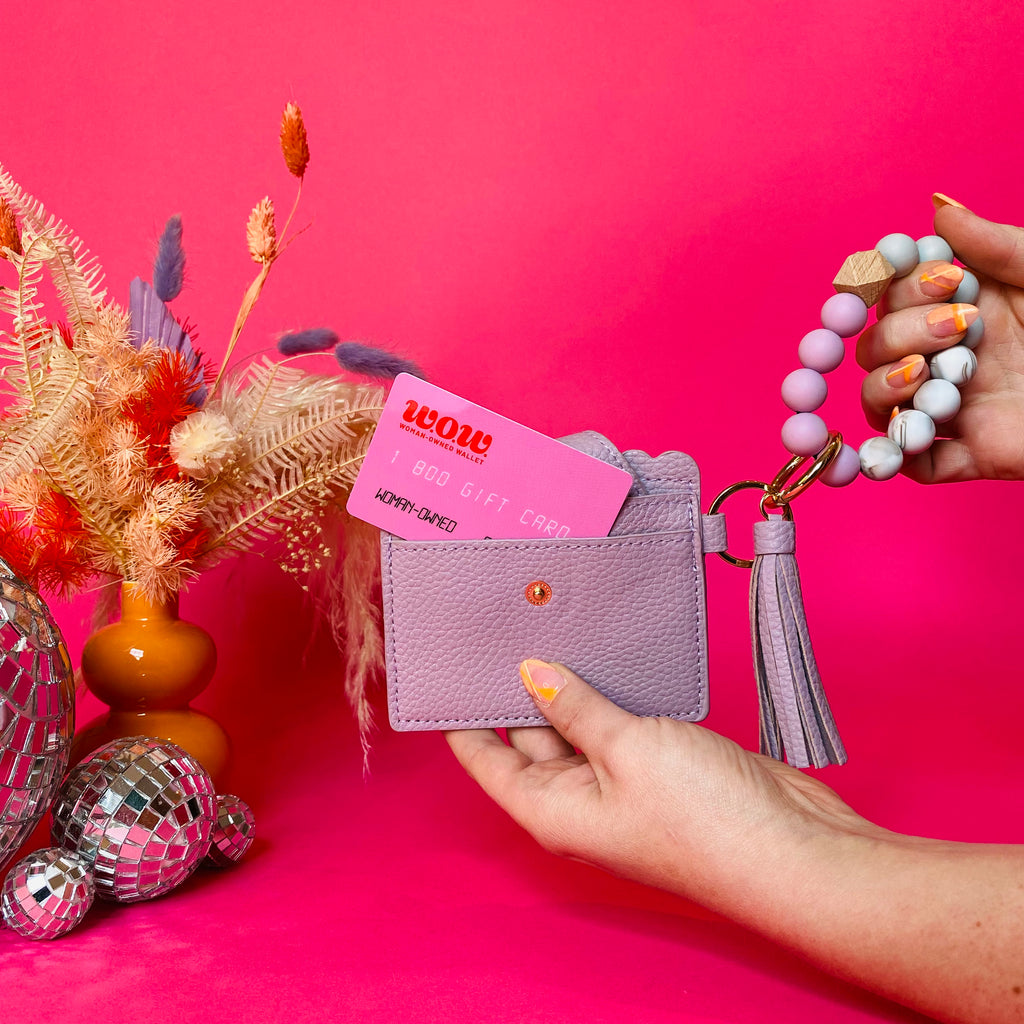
[887, 409, 937, 454]
[916, 235, 955, 264]
[913, 378, 961, 422]
[858, 436, 904, 480]
[929, 345, 978, 385]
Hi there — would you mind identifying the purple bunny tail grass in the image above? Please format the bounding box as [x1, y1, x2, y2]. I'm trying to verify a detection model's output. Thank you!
[277, 328, 340, 355]
[153, 215, 185, 302]
[334, 341, 422, 380]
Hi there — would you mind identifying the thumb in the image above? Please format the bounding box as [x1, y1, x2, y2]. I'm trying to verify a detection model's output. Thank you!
[934, 199, 1024, 289]
[519, 659, 633, 757]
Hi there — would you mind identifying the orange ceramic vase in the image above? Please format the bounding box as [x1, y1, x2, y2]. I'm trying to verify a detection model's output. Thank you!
[73, 584, 230, 785]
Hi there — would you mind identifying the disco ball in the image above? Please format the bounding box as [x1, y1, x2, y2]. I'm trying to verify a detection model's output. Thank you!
[0, 560, 75, 874]
[51, 737, 216, 902]
[1, 847, 95, 940]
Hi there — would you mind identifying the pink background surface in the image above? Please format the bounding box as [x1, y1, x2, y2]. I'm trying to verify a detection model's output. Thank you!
[3, 1, 1024, 1021]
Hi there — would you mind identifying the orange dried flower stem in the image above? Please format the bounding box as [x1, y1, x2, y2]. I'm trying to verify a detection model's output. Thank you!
[208, 176, 302, 402]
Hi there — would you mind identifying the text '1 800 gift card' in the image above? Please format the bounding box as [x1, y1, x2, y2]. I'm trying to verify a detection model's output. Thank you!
[345, 374, 633, 540]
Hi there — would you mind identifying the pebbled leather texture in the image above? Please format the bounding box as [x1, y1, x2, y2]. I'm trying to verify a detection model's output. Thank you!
[382, 431, 710, 730]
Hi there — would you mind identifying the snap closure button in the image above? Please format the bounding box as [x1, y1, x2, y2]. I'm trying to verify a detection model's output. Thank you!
[525, 581, 552, 606]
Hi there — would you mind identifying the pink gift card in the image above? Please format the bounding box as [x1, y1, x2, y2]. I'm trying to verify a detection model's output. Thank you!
[346, 374, 633, 540]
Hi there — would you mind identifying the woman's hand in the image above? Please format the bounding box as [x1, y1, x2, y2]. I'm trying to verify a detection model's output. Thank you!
[446, 660, 875, 918]
[859, 200, 1024, 483]
[447, 660, 1024, 1024]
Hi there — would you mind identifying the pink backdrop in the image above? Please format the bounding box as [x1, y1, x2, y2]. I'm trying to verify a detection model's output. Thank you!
[2, 1, 1023, 1021]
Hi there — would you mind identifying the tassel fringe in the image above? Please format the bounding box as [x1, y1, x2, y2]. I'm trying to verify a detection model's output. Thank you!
[749, 519, 846, 768]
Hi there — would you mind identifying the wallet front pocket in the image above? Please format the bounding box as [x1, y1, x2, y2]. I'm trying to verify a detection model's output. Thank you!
[382, 524, 709, 730]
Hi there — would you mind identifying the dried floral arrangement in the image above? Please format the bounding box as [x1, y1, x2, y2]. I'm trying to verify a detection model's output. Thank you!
[0, 103, 413, 730]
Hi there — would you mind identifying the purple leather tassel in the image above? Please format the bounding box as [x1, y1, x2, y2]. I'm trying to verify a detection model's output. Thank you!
[749, 519, 846, 768]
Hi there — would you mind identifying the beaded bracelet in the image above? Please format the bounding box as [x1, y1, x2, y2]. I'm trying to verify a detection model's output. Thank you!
[778, 231, 982, 485]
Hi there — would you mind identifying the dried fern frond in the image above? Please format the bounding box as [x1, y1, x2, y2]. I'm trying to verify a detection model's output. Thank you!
[196, 428, 375, 567]
[0, 343, 92, 490]
[41, 422, 129, 568]
[0, 163, 107, 333]
[0, 238, 62, 401]
[219, 357, 384, 435]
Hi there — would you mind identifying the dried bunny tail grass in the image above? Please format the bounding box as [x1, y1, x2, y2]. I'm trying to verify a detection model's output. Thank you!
[246, 197, 277, 264]
[0, 198, 21, 257]
[280, 102, 310, 179]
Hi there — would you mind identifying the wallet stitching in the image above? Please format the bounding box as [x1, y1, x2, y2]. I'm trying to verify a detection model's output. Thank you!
[385, 515, 709, 726]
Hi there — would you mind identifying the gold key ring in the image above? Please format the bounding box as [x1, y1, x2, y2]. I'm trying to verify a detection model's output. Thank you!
[762, 431, 843, 510]
[708, 432, 841, 569]
[707, 480, 794, 569]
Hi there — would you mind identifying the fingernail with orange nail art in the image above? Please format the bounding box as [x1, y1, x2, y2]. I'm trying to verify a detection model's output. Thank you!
[520, 659, 566, 706]
[920, 262, 964, 297]
[926, 303, 979, 337]
[886, 354, 927, 388]
[932, 193, 971, 212]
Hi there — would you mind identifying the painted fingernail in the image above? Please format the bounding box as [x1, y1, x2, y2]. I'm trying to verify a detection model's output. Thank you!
[932, 192, 971, 212]
[926, 303, 979, 337]
[885, 354, 927, 388]
[919, 262, 964, 297]
[520, 659, 566, 706]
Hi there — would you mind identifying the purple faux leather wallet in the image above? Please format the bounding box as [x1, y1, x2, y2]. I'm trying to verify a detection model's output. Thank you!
[381, 431, 727, 730]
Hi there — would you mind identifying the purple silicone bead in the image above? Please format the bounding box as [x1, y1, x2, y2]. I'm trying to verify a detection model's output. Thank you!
[820, 443, 860, 487]
[781, 368, 827, 412]
[820, 292, 868, 337]
[798, 328, 845, 373]
[781, 412, 828, 457]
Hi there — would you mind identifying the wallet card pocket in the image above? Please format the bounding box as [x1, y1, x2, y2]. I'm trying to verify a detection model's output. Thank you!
[381, 492, 709, 730]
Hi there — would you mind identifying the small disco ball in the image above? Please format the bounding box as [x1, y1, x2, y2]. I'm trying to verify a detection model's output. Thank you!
[51, 737, 216, 903]
[205, 794, 256, 867]
[1, 847, 95, 940]
[0, 559, 75, 875]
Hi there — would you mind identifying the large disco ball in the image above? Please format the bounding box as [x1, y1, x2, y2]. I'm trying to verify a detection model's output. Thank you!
[0, 559, 75, 874]
[51, 736, 216, 902]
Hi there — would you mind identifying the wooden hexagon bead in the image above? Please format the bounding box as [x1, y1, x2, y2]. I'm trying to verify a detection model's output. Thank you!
[832, 250, 896, 307]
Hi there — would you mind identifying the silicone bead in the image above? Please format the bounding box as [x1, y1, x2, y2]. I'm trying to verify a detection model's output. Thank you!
[875, 233, 918, 277]
[913, 378, 961, 422]
[859, 436, 904, 480]
[916, 235, 955, 264]
[820, 292, 868, 337]
[929, 345, 978, 385]
[781, 368, 828, 412]
[798, 328, 845, 373]
[781, 412, 828, 457]
[820, 443, 860, 487]
[887, 409, 936, 454]
[951, 269, 979, 305]
[963, 316, 984, 350]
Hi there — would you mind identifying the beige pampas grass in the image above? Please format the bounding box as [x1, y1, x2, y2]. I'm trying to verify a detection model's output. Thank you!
[280, 102, 310, 179]
[246, 197, 277, 264]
